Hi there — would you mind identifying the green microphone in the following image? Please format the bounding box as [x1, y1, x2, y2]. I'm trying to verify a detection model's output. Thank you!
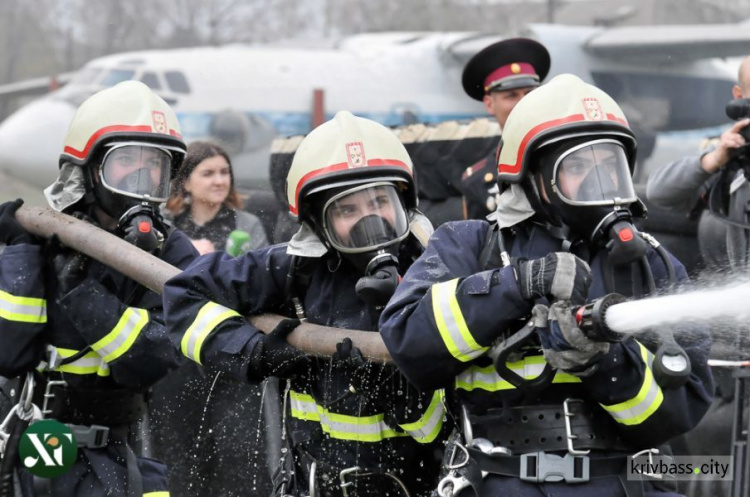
[225, 230, 252, 257]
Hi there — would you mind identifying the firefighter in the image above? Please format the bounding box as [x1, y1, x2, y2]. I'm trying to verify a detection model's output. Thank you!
[379, 74, 714, 496]
[163, 111, 446, 497]
[458, 38, 550, 220]
[0, 80, 197, 496]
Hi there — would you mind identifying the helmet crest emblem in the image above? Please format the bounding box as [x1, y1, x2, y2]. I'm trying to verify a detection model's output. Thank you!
[346, 142, 366, 168]
[582, 97, 604, 121]
[152, 111, 167, 133]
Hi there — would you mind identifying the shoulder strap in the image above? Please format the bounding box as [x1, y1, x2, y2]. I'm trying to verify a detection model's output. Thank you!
[478, 222, 515, 270]
[284, 255, 318, 320]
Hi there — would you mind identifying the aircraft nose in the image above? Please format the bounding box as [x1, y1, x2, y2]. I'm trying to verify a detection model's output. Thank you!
[0, 97, 76, 187]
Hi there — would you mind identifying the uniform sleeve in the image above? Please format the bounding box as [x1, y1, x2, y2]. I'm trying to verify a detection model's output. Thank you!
[379, 222, 534, 390]
[163, 244, 292, 382]
[646, 153, 714, 212]
[57, 230, 199, 389]
[0, 244, 48, 377]
[580, 249, 713, 449]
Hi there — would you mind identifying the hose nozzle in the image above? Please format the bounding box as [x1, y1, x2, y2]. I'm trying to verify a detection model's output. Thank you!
[574, 293, 626, 343]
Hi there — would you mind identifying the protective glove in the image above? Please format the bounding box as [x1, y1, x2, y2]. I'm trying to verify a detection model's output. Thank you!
[250, 318, 311, 380]
[535, 301, 610, 377]
[333, 337, 390, 404]
[0, 199, 33, 245]
[515, 252, 592, 306]
[52, 247, 90, 296]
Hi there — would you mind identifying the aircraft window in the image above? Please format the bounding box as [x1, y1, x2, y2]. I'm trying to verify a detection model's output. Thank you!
[165, 71, 190, 94]
[591, 72, 733, 132]
[139, 72, 161, 90]
[72, 67, 103, 85]
[100, 69, 136, 87]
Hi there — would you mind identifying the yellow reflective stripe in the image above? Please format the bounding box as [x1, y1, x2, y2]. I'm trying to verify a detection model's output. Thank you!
[91, 308, 148, 362]
[600, 342, 664, 426]
[455, 356, 581, 392]
[431, 279, 488, 362]
[0, 290, 47, 324]
[180, 302, 241, 365]
[53, 347, 110, 377]
[289, 391, 409, 442]
[143, 492, 170, 497]
[398, 390, 445, 443]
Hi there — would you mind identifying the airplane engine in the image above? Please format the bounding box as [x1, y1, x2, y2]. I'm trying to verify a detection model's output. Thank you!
[210, 109, 253, 155]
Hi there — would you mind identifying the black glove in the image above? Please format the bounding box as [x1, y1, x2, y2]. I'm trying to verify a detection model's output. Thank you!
[333, 337, 390, 405]
[251, 319, 311, 380]
[0, 199, 32, 245]
[515, 252, 592, 306]
[53, 247, 90, 296]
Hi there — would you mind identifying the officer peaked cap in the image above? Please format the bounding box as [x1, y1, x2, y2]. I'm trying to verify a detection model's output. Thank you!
[462, 38, 551, 101]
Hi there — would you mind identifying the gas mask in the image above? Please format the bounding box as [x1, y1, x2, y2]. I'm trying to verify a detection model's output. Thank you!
[93, 142, 175, 251]
[320, 182, 410, 306]
[535, 139, 647, 263]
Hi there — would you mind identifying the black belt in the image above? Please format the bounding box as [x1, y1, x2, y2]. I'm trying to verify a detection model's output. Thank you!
[36, 380, 145, 426]
[470, 400, 628, 454]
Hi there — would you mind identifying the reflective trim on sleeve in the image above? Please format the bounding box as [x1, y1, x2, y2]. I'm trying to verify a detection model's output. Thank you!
[143, 492, 170, 497]
[52, 347, 110, 377]
[599, 342, 664, 426]
[289, 390, 409, 443]
[398, 390, 445, 443]
[180, 302, 241, 365]
[431, 278, 489, 362]
[91, 308, 148, 363]
[455, 355, 581, 392]
[0, 290, 47, 324]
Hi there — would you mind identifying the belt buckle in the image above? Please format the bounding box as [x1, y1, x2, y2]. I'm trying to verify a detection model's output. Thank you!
[520, 451, 590, 483]
[41, 380, 68, 417]
[563, 398, 590, 456]
[339, 466, 360, 497]
[68, 424, 109, 449]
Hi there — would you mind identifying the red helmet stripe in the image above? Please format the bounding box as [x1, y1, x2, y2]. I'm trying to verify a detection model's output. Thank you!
[498, 114, 585, 176]
[606, 113, 628, 126]
[290, 158, 411, 216]
[63, 124, 178, 160]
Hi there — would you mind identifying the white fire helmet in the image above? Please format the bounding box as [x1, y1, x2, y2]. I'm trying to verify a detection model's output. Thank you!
[59, 81, 186, 182]
[496, 74, 636, 185]
[285, 111, 417, 225]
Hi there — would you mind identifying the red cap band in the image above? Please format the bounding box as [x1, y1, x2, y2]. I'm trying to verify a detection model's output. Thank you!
[484, 62, 537, 92]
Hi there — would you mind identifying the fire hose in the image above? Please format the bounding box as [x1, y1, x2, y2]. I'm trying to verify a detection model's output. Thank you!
[15, 205, 393, 363]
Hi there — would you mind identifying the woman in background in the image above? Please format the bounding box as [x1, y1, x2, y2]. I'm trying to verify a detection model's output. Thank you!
[165, 140, 268, 255]
[151, 140, 272, 497]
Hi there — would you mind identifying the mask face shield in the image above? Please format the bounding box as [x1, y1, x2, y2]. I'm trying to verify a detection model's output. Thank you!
[552, 139, 636, 206]
[321, 182, 409, 254]
[100, 143, 173, 202]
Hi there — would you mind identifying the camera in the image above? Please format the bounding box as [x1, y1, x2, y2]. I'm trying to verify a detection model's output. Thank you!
[725, 98, 750, 168]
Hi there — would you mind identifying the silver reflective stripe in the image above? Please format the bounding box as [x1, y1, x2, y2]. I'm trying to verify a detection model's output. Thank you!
[455, 356, 580, 392]
[0, 290, 47, 323]
[92, 308, 148, 362]
[289, 391, 406, 442]
[180, 302, 241, 364]
[432, 279, 488, 362]
[52, 347, 110, 376]
[399, 390, 445, 443]
[600, 342, 664, 425]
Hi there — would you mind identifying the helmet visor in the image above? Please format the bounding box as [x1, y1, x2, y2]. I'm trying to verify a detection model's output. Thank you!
[553, 140, 636, 205]
[322, 183, 409, 253]
[100, 144, 172, 202]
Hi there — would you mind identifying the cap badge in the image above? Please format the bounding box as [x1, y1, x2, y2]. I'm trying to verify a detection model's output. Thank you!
[152, 111, 167, 133]
[346, 142, 366, 168]
[582, 97, 604, 121]
[510, 63, 521, 74]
